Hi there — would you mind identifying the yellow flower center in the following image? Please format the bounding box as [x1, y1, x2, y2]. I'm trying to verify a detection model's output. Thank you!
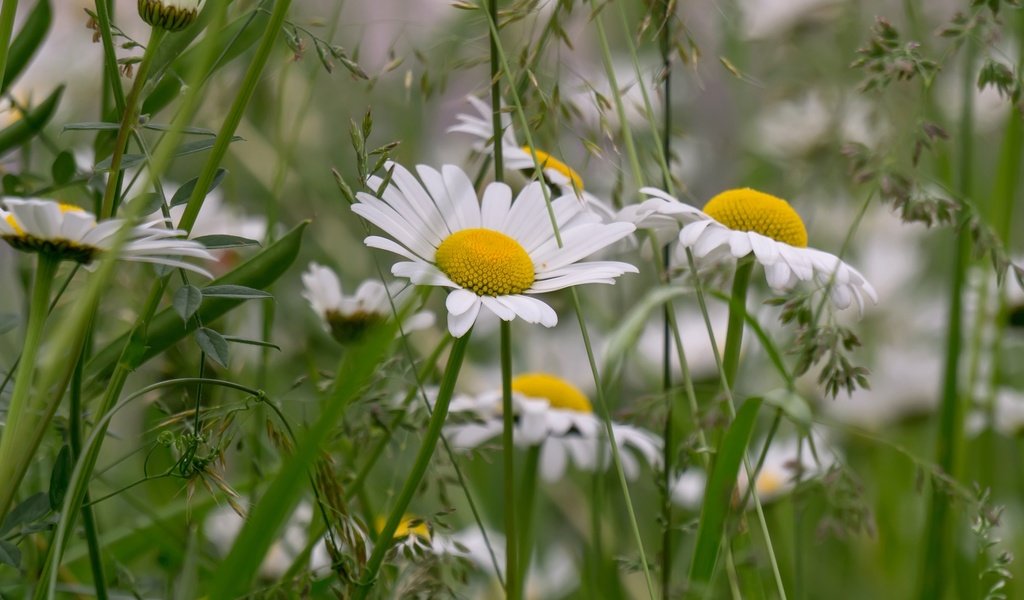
[755, 470, 786, 496]
[521, 146, 584, 192]
[435, 228, 535, 296]
[375, 515, 431, 541]
[703, 188, 808, 248]
[512, 373, 593, 413]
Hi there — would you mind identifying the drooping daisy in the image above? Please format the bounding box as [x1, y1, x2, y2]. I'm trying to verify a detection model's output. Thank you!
[444, 373, 662, 481]
[0, 198, 214, 276]
[448, 96, 615, 220]
[352, 162, 637, 337]
[301, 262, 435, 343]
[628, 187, 878, 312]
[374, 515, 434, 558]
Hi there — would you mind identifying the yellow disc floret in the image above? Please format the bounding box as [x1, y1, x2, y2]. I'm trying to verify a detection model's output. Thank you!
[375, 515, 431, 541]
[703, 188, 808, 248]
[512, 373, 593, 413]
[521, 146, 584, 192]
[435, 228, 535, 296]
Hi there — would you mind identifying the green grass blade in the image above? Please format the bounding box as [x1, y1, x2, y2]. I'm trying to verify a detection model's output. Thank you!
[206, 320, 398, 599]
[689, 397, 763, 589]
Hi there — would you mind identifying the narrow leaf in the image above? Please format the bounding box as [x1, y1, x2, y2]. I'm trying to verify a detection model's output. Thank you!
[0, 540, 20, 568]
[195, 328, 230, 368]
[689, 398, 763, 587]
[201, 284, 272, 300]
[0, 492, 50, 536]
[48, 445, 72, 509]
[173, 285, 203, 322]
[170, 169, 228, 208]
[193, 234, 260, 249]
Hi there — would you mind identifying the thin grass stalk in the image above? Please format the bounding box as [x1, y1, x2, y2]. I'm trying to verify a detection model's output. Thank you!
[500, 320, 521, 599]
[657, 2, 676, 594]
[570, 287, 657, 599]
[68, 334, 108, 600]
[0, 254, 58, 519]
[517, 445, 541, 586]
[354, 331, 473, 599]
[99, 26, 167, 219]
[919, 36, 976, 600]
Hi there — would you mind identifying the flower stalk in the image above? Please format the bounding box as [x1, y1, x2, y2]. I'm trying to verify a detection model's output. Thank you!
[723, 258, 755, 388]
[354, 330, 472, 599]
[500, 321, 521, 600]
[100, 25, 167, 220]
[0, 253, 58, 520]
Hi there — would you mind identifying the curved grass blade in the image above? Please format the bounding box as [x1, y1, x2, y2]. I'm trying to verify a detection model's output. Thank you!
[688, 397, 763, 591]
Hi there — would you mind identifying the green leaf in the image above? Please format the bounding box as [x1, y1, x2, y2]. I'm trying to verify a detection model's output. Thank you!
[143, 8, 269, 116]
[173, 285, 203, 322]
[0, 492, 50, 536]
[201, 284, 272, 300]
[170, 168, 228, 208]
[50, 151, 76, 184]
[95, 139, 240, 172]
[222, 336, 280, 351]
[87, 222, 309, 377]
[48, 446, 72, 509]
[195, 327, 229, 368]
[0, 540, 20, 568]
[2, 0, 52, 93]
[192, 234, 261, 249]
[62, 122, 121, 132]
[0, 85, 63, 156]
[689, 398, 763, 588]
[129, 192, 166, 216]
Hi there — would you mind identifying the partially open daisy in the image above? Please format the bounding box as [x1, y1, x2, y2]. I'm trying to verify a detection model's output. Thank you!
[444, 373, 662, 481]
[448, 96, 614, 220]
[301, 263, 435, 343]
[0, 198, 214, 276]
[630, 187, 878, 312]
[352, 162, 637, 337]
[671, 429, 838, 509]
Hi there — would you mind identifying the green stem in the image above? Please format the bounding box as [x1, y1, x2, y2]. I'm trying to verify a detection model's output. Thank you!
[0, 253, 58, 520]
[177, 0, 293, 233]
[920, 35, 976, 599]
[723, 260, 754, 389]
[500, 320, 521, 599]
[353, 331, 473, 598]
[570, 287, 656, 600]
[69, 337, 108, 600]
[94, 0, 126, 114]
[517, 445, 541, 587]
[0, 0, 19, 94]
[99, 26, 166, 219]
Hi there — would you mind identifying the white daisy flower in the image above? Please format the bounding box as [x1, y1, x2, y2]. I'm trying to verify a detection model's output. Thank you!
[374, 515, 434, 559]
[629, 187, 878, 312]
[448, 96, 615, 221]
[0, 198, 214, 277]
[671, 428, 838, 508]
[301, 262, 435, 343]
[967, 388, 1024, 438]
[138, 0, 203, 31]
[444, 373, 662, 482]
[352, 162, 637, 338]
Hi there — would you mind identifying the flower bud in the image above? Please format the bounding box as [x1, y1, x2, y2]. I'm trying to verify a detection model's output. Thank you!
[138, 0, 202, 32]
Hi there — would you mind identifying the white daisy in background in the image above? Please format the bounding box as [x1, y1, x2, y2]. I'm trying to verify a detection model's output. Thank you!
[205, 502, 330, 580]
[0, 198, 214, 276]
[447, 96, 615, 220]
[671, 428, 838, 509]
[352, 162, 637, 337]
[444, 372, 662, 481]
[629, 187, 878, 312]
[967, 388, 1024, 438]
[301, 262, 435, 343]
